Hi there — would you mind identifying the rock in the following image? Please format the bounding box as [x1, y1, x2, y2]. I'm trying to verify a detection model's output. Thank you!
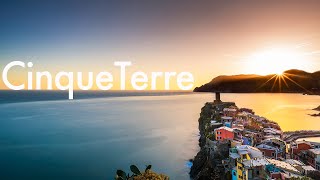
[313, 106, 320, 111]
[309, 113, 320, 117]
[190, 102, 230, 180]
[190, 148, 208, 179]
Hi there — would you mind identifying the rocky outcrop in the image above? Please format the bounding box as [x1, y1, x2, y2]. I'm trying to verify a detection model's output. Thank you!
[190, 103, 212, 179]
[313, 106, 320, 111]
[190, 102, 230, 180]
[309, 113, 320, 117]
[309, 106, 320, 116]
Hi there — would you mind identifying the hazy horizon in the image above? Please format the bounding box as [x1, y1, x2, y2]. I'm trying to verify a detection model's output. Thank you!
[1, 1, 320, 90]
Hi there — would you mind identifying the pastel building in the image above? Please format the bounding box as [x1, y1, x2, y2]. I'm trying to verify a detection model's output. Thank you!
[263, 128, 283, 139]
[306, 148, 320, 169]
[214, 126, 234, 141]
[267, 158, 302, 177]
[256, 143, 284, 160]
[261, 138, 287, 154]
[223, 107, 238, 117]
[291, 140, 313, 160]
[229, 145, 270, 180]
[221, 116, 234, 127]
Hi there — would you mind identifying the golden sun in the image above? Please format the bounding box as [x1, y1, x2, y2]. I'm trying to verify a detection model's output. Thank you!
[245, 47, 308, 75]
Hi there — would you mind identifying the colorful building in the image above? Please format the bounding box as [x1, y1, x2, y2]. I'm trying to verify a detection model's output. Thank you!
[214, 126, 234, 141]
[260, 138, 287, 155]
[256, 144, 284, 160]
[221, 116, 233, 123]
[223, 107, 238, 117]
[305, 148, 320, 169]
[233, 145, 269, 180]
[291, 140, 313, 160]
[267, 158, 302, 177]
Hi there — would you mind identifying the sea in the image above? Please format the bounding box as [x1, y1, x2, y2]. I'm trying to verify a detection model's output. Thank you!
[0, 91, 320, 179]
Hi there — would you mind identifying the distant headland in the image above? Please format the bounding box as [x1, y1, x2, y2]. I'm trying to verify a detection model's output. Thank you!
[194, 69, 320, 94]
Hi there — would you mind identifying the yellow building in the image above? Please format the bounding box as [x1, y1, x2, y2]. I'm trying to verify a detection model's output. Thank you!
[232, 145, 270, 180]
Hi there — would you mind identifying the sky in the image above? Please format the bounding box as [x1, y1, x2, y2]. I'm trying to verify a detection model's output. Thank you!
[1, 0, 320, 90]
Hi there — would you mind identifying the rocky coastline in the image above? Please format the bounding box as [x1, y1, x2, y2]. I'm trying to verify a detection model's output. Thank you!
[190, 97, 320, 179]
[309, 105, 320, 117]
[190, 102, 234, 180]
[189, 102, 218, 180]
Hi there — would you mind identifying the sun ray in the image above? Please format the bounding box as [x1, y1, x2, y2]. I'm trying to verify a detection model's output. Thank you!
[255, 74, 277, 91]
[280, 75, 289, 88]
[282, 72, 307, 79]
[278, 75, 282, 92]
[282, 74, 311, 93]
[271, 75, 279, 92]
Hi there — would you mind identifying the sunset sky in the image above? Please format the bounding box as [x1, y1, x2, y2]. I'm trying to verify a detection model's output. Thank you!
[1, 1, 320, 90]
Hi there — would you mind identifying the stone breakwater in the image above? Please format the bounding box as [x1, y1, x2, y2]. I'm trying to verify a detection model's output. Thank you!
[283, 130, 320, 142]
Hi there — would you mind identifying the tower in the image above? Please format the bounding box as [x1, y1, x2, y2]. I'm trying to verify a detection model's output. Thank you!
[214, 92, 222, 104]
[216, 92, 220, 101]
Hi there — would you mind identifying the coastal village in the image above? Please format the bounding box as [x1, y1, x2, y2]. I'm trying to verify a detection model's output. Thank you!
[190, 93, 320, 180]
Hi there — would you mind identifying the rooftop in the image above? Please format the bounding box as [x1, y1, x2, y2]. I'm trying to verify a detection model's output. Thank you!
[230, 152, 241, 159]
[301, 165, 316, 171]
[263, 128, 282, 134]
[215, 126, 234, 132]
[295, 140, 312, 146]
[243, 158, 270, 168]
[236, 145, 263, 159]
[210, 120, 223, 126]
[256, 144, 279, 151]
[223, 108, 237, 112]
[267, 159, 300, 174]
[221, 116, 233, 120]
[308, 148, 320, 155]
[284, 159, 305, 166]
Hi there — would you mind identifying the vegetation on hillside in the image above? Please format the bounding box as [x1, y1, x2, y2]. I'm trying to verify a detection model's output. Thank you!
[115, 165, 169, 180]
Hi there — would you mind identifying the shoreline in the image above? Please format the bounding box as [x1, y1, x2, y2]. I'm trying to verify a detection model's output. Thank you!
[190, 97, 320, 179]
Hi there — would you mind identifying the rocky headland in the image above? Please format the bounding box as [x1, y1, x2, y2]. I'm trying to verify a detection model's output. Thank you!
[194, 69, 320, 94]
[190, 96, 320, 179]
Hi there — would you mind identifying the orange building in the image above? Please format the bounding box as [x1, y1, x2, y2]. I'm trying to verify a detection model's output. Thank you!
[215, 126, 234, 141]
[291, 141, 313, 160]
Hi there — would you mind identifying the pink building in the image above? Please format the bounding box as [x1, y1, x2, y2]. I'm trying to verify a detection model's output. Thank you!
[215, 126, 234, 141]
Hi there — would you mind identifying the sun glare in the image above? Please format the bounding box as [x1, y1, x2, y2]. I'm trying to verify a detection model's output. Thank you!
[245, 47, 308, 75]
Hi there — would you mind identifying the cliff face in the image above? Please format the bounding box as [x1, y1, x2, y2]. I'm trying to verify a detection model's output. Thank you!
[190, 103, 214, 179]
[190, 102, 232, 180]
[194, 69, 320, 93]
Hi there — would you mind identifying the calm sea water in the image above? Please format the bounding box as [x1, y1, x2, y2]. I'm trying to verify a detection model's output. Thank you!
[0, 91, 319, 179]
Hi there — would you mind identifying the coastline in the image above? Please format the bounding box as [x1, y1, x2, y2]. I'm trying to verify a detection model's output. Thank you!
[190, 95, 320, 179]
[190, 101, 236, 179]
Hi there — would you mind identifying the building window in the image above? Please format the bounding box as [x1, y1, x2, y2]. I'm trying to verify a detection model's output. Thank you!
[262, 152, 265, 156]
[271, 152, 275, 157]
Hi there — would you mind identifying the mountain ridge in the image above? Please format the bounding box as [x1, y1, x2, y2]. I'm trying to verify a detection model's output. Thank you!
[194, 69, 320, 94]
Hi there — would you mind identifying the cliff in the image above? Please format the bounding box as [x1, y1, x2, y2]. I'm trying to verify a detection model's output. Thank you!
[190, 102, 232, 180]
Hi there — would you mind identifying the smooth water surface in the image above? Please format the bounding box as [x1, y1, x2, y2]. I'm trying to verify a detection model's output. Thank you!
[0, 92, 319, 179]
